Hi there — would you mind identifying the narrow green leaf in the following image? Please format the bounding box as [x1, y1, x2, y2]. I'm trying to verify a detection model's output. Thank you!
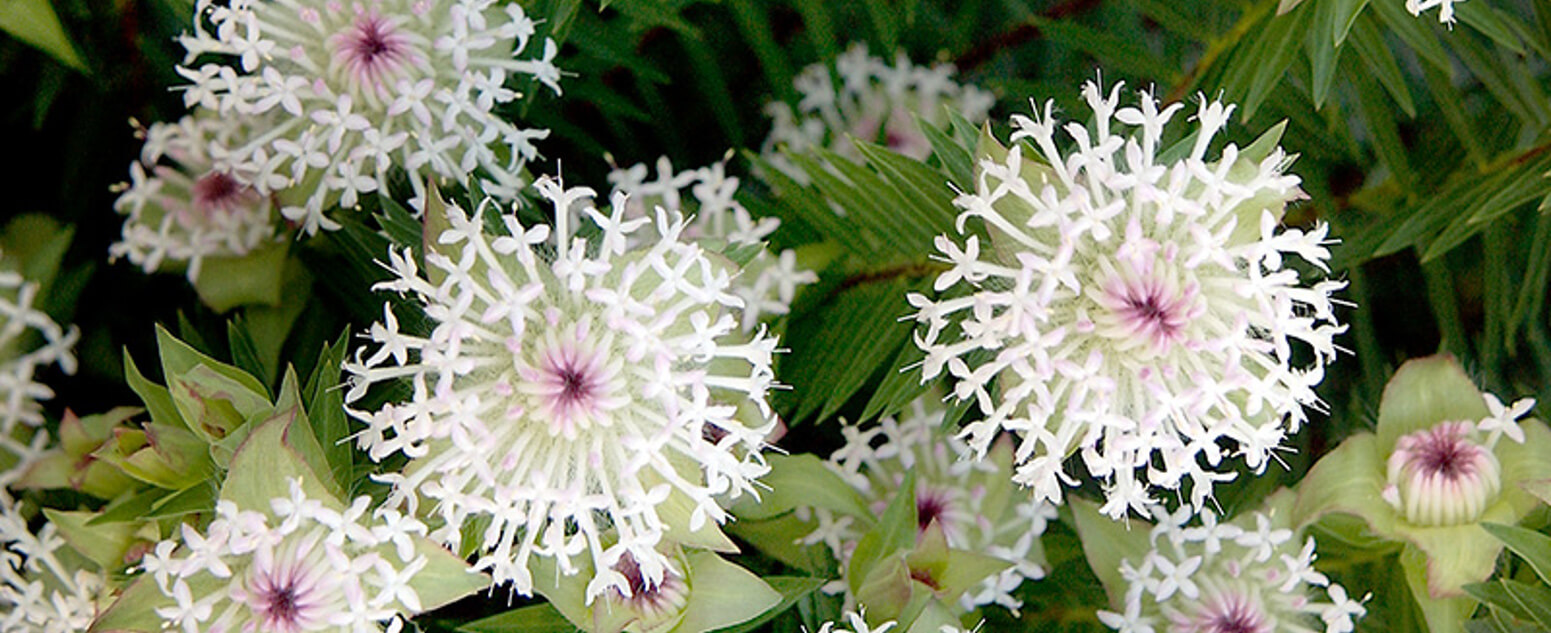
[727, 0, 794, 102]
[1421, 61, 1486, 168]
[1348, 16, 1415, 117]
[1028, 17, 1182, 82]
[124, 352, 186, 431]
[1456, 2, 1526, 54]
[917, 116, 973, 187]
[1329, 0, 1370, 45]
[303, 329, 353, 487]
[1483, 523, 1551, 587]
[1350, 60, 1414, 189]
[0, 0, 86, 71]
[226, 318, 267, 390]
[1369, 0, 1452, 73]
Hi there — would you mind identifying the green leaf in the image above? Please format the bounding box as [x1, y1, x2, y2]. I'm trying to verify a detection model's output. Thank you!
[1348, 16, 1415, 117]
[124, 352, 185, 431]
[725, 514, 832, 574]
[740, 453, 873, 520]
[191, 240, 291, 312]
[778, 276, 917, 424]
[156, 324, 270, 400]
[0, 0, 86, 71]
[88, 574, 175, 633]
[1483, 523, 1551, 587]
[713, 576, 826, 633]
[1466, 580, 1551, 629]
[220, 412, 338, 512]
[1067, 497, 1154, 609]
[1369, 0, 1451, 73]
[1456, 2, 1526, 54]
[671, 551, 782, 633]
[87, 487, 172, 526]
[42, 509, 139, 571]
[848, 470, 917, 590]
[458, 603, 580, 633]
[303, 329, 353, 487]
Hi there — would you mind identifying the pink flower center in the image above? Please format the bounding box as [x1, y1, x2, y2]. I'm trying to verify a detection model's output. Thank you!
[610, 555, 688, 624]
[186, 171, 264, 225]
[1176, 592, 1271, 633]
[246, 547, 328, 633]
[516, 321, 622, 440]
[1095, 267, 1201, 357]
[1385, 420, 1501, 526]
[331, 11, 417, 99]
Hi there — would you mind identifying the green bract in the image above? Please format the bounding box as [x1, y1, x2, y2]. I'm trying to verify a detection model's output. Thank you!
[1294, 354, 1551, 633]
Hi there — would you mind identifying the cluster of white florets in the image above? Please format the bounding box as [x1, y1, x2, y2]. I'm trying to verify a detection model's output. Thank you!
[0, 264, 77, 463]
[608, 155, 817, 330]
[143, 482, 435, 633]
[1406, 0, 1462, 24]
[0, 488, 105, 633]
[111, 114, 281, 281]
[343, 177, 780, 600]
[909, 81, 1346, 518]
[174, 0, 562, 233]
[804, 399, 1054, 613]
[762, 43, 993, 181]
[1100, 507, 1365, 633]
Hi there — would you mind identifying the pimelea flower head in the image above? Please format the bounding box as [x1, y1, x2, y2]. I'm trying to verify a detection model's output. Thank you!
[803, 398, 1055, 614]
[761, 43, 994, 183]
[1097, 507, 1366, 633]
[608, 156, 818, 331]
[0, 260, 77, 463]
[139, 482, 443, 633]
[908, 80, 1346, 519]
[0, 484, 108, 633]
[1295, 354, 1551, 619]
[175, 0, 562, 234]
[1406, 0, 1461, 24]
[110, 114, 282, 283]
[344, 177, 781, 601]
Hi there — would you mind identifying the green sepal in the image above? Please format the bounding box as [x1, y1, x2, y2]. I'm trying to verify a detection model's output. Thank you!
[1069, 496, 1155, 609]
[906, 521, 1012, 605]
[668, 551, 780, 633]
[191, 240, 290, 313]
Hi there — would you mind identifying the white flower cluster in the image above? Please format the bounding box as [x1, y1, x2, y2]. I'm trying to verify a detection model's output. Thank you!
[344, 177, 780, 600]
[808, 609, 980, 633]
[609, 156, 818, 330]
[175, 0, 562, 233]
[1099, 508, 1365, 633]
[0, 489, 105, 633]
[762, 43, 994, 181]
[909, 81, 1346, 518]
[111, 114, 280, 281]
[805, 399, 1054, 614]
[0, 265, 77, 464]
[143, 481, 434, 633]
